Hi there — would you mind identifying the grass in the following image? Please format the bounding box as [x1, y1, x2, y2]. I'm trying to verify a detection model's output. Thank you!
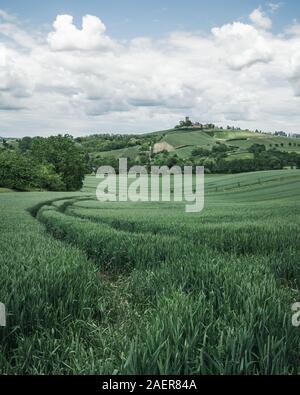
[0, 170, 300, 374]
[225, 152, 254, 161]
[0, 187, 14, 193]
[90, 145, 141, 160]
[164, 130, 214, 148]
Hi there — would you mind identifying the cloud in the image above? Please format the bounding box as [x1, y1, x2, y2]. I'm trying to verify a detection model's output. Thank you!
[0, 9, 38, 48]
[249, 7, 272, 30]
[290, 52, 300, 96]
[268, 2, 283, 13]
[0, 22, 37, 48]
[0, 8, 300, 136]
[47, 14, 116, 51]
[212, 22, 272, 69]
[285, 22, 300, 36]
[0, 9, 16, 23]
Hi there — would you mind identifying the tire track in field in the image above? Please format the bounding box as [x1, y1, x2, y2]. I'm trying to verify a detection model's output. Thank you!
[29, 196, 124, 283]
[33, 198, 197, 278]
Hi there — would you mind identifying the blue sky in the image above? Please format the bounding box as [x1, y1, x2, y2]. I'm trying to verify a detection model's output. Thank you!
[0, 1, 300, 136]
[0, 0, 299, 38]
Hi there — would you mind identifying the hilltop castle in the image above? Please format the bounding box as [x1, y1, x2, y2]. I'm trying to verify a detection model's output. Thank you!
[175, 117, 215, 130]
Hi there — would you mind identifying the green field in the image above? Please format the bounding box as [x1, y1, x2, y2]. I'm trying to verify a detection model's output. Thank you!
[160, 129, 300, 157]
[0, 188, 14, 193]
[0, 170, 300, 374]
[164, 129, 215, 148]
[91, 145, 141, 160]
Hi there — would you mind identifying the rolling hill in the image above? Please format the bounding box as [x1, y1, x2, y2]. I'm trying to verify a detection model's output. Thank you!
[87, 127, 300, 161]
[159, 128, 300, 158]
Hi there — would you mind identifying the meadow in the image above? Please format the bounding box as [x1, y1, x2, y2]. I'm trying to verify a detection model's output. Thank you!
[0, 170, 299, 374]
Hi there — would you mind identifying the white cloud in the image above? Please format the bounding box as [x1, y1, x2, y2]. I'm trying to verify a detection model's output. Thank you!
[212, 22, 272, 69]
[268, 2, 283, 13]
[0, 8, 300, 136]
[285, 22, 300, 36]
[249, 7, 272, 30]
[0, 22, 37, 48]
[290, 52, 300, 96]
[47, 14, 116, 51]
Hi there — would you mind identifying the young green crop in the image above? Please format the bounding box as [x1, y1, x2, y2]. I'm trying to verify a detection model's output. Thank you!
[0, 170, 300, 374]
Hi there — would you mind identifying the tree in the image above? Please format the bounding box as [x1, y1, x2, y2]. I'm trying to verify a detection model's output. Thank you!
[212, 144, 229, 154]
[191, 147, 210, 157]
[0, 150, 39, 190]
[200, 158, 217, 173]
[2, 139, 9, 149]
[36, 164, 65, 191]
[136, 153, 149, 166]
[166, 154, 182, 168]
[31, 134, 86, 191]
[18, 136, 33, 152]
[0, 150, 67, 191]
[141, 142, 150, 151]
[249, 144, 266, 155]
[91, 155, 120, 172]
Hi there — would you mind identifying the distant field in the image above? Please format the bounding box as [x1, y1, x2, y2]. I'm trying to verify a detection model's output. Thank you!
[225, 152, 254, 161]
[210, 130, 257, 140]
[0, 187, 14, 193]
[85, 128, 300, 162]
[164, 130, 214, 148]
[1, 169, 299, 374]
[155, 128, 300, 158]
[90, 145, 141, 160]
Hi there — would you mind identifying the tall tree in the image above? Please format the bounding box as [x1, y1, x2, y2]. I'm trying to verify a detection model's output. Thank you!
[31, 134, 86, 191]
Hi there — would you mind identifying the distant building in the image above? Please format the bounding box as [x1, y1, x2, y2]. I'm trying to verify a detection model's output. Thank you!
[153, 141, 176, 154]
[274, 131, 287, 137]
[292, 133, 300, 138]
[176, 117, 203, 129]
[194, 122, 203, 128]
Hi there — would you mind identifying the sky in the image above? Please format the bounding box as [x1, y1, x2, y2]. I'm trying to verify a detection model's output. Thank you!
[0, 0, 300, 136]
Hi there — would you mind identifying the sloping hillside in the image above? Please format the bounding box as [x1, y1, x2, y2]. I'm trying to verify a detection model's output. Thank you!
[90, 145, 141, 160]
[159, 128, 300, 158]
[80, 127, 300, 174]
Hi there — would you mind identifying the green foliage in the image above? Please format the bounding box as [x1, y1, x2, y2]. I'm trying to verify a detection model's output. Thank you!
[212, 143, 229, 153]
[18, 136, 33, 152]
[36, 164, 65, 191]
[0, 150, 39, 191]
[31, 134, 86, 191]
[77, 133, 160, 154]
[0, 135, 85, 191]
[191, 147, 211, 157]
[249, 143, 266, 154]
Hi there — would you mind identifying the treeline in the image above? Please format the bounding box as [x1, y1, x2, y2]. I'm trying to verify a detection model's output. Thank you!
[203, 151, 300, 174]
[190, 144, 300, 173]
[0, 135, 86, 191]
[90, 143, 300, 175]
[2, 133, 300, 192]
[75, 133, 161, 153]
